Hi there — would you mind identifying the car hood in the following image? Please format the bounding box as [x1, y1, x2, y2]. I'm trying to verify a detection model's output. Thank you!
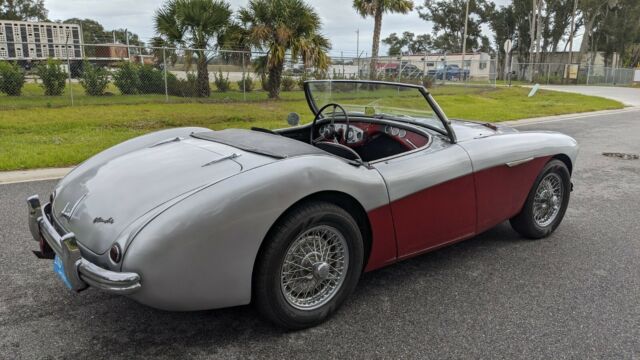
[450, 119, 517, 142]
[51, 137, 272, 254]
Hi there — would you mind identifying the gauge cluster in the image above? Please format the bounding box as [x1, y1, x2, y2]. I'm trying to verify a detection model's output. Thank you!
[318, 121, 429, 149]
[384, 125, 407, 138]
[319, 123, 364, 144]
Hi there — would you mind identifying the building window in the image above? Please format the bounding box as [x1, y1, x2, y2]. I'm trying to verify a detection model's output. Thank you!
[479, 61, 487, 70]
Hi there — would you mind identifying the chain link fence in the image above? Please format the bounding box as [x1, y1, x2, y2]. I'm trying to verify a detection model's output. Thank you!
[510, 62, 637, 86]
[0, 43, 504, 109]
[328, 56, 498, 87]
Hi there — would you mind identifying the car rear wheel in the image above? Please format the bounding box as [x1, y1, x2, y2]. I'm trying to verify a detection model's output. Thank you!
[510, 159, 571, 239]
[254, 201, 364, 329]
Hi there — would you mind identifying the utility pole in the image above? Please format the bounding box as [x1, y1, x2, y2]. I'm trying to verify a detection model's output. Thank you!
[461, 0, 470, 71]
[534, 0, 543, 64]
[567, 0, 578, 64]
[528, 0, 537, 81]
[125, 29, 130, 61]
[356, 29, 360, 78]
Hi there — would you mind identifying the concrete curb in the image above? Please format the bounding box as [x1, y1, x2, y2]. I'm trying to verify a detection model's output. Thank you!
[501, 107, 639, 127]
[1, 107, 637, 185]
[0, 167, 74, 185]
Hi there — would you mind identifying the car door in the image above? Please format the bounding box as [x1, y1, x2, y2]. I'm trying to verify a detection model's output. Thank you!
[373, 141, 477, 259]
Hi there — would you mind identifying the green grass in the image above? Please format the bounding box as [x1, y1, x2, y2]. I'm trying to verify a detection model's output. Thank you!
[0, 82, 309, 110]
[0, 86, 622, 171]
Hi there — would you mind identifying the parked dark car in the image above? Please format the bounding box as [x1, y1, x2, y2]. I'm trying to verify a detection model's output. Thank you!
[427, 64, 470, 80]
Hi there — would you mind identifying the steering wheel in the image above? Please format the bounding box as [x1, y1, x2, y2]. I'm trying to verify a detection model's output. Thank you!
[310, 103, 351, 145]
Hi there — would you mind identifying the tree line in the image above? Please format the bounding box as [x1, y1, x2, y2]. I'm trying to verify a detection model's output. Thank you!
[379, 0, 640, 70]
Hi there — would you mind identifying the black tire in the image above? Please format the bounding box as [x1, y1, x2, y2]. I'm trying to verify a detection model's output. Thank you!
[253, 201, 364, 330]
[510, 159, 571, 239]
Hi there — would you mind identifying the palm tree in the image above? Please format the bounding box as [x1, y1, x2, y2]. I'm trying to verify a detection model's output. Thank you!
[353, 0, 414, 79]
[154, 0, 232, 97]
[239, 0, 330, 99]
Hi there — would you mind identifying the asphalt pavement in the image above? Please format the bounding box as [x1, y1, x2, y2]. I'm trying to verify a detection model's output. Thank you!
[1, 109, 640, 359]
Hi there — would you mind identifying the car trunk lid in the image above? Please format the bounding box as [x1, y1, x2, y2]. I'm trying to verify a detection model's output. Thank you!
[52, 137, 270, 254]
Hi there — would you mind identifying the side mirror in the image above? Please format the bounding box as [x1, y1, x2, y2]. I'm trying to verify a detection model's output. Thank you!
[287, 112, 300, 126]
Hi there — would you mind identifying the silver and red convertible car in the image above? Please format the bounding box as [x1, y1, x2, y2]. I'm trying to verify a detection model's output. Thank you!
[27, 80, 577, 329]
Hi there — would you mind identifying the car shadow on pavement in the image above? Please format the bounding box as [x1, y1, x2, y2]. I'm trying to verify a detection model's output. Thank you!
[8, 221, 531, 358]
[44, 223, 528, 358]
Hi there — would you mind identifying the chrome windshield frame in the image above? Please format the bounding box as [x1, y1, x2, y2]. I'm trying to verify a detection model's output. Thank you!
[303, 79, 457, 144]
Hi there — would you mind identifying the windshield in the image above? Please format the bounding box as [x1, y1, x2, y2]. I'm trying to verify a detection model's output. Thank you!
[306, 80, 445, 132]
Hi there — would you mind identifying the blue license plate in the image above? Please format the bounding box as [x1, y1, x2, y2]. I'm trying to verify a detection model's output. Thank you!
[53, 255, 73, 289]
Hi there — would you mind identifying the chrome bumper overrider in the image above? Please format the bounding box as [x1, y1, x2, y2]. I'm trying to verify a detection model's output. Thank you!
[27, 195, 141, 295]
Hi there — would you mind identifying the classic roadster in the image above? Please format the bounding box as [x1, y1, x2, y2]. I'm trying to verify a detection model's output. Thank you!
[27, 80, 577, 329]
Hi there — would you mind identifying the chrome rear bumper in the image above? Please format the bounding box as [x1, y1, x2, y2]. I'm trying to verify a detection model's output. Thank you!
[27, 195, 141, 295]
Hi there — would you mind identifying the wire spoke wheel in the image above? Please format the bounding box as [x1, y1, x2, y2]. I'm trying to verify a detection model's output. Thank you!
[280, 225, 349, 310]
[532, 173, 564, 227]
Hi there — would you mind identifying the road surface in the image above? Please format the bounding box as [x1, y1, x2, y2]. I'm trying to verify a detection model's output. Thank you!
[1, 109, 639, 359]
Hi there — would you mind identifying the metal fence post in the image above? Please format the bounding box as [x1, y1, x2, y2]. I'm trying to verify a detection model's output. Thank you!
[163, 47, 169, 103]
[242, 51, 246, 101]
[546, 63, 550, 84]
[65, 34, 74, 106]
[586, 64, 590, 85]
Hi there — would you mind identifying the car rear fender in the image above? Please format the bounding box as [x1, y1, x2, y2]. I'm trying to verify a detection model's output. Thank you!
[121, 155, 390, 311]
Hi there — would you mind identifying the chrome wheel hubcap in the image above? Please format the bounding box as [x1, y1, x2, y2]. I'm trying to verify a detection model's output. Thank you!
[533, 173, 563, 227]
[280, 225, 349, 310]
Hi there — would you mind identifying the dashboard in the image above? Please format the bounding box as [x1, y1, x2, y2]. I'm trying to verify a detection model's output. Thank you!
[318, 121, 430, 150]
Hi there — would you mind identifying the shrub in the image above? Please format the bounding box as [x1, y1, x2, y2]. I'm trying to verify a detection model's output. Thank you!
[36, 59, 67, 96]
[236, 74, 254, 92]
[422, 76, 434, 88]
[0, 61, 25, 96]
[214, 69, 230, 92]
[297, 74, 307, 89]
[79, 61, 110, 96]
[281, 75, 296, 91]
[113, 62, 141, 95]
[138, 65, 166, 94]
[168, 72, 198, 97]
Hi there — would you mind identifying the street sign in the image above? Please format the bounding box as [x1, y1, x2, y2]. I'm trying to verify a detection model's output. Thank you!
[503, 39, 513, 54]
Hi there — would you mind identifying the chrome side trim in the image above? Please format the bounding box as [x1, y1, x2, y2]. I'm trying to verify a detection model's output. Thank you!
[27, 196, 141, 295]
[506, 157, 535, 167]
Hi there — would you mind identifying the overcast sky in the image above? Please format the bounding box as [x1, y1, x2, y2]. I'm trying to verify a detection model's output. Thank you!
[45, 0, 580, 55]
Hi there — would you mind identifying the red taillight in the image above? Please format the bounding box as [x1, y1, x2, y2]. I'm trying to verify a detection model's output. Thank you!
[109, 244, 122, 263]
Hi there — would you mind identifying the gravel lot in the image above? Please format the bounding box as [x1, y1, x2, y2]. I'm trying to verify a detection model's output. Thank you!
[1, 109, 639, 359]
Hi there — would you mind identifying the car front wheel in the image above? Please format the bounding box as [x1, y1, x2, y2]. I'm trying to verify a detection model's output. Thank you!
[510, 159, 571, 239]
[253, 201, 364, 329]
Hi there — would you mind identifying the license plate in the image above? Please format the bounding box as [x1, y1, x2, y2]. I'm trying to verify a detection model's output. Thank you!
[53, 255, 73, 289]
